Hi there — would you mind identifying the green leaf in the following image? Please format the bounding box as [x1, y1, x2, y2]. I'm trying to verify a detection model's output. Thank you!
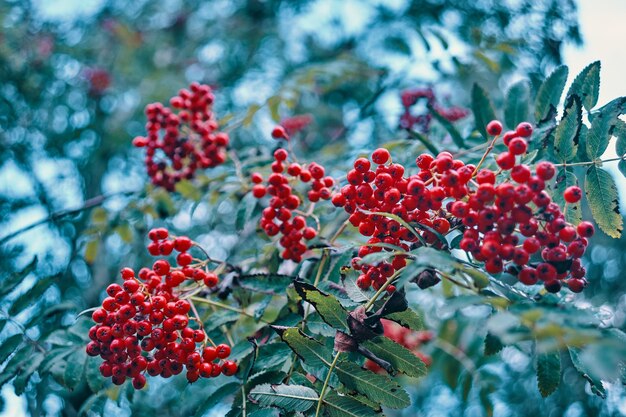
[0, 345, 33, 388]
[273, 327, 332, 373]
[586, 97, 626, 159]
[537, 351, 561, 397]
[294, 281, 349, 332]
[554, 169, 582, 225]
[566, 61, 600, 111]
[86, 357, 107, 393]
[239, 274, 295, 293]
[585, 167, 623, 238]
[335, 359, 410, 409]
[0, 334, 23, 365]
[535, 65, 568, 123]
[471, 84, 497, 139]
[0, 257, 37, 297]
[13, 351, 45, 395]
[84, 239, 99, 264]
[384, 36, 412, 56]
[249, 383, 318, 412]
[484, 332, 504, 356]
[619, 160, 626, 178]
[615, 120, 626, 157]
[243, 103, 262, 127]
[248, 409, 280, 417]
[428, 103, 466, 148]
[175, 180, 202, 201]
[341, 268, 375, 303]
[10, 276, 55, 316]
[324, 392, 380, 417]
[267, 96, 281, 123]
[236, 193, 258, 231]
[194, 382, 240, 417]
[78, 394, 107, 417]
[504, 81, 530, 128]
[553, 95, 582, 162]
[568, 347, 606, 398]
[64, 348, 87, 390]
[384, 308, 424, 331]
[362, 337, 427, 377]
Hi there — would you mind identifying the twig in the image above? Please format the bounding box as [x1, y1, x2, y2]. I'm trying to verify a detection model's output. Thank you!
[554, 156, 625, 167]
[189, 296, 270, 324]
[315, 351, 341, 417]
[472, 134, 500, 175]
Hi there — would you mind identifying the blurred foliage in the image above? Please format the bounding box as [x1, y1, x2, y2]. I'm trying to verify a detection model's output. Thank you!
[2, 0, 626, 417]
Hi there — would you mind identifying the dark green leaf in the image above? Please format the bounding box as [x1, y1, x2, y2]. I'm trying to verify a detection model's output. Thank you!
[615, 120, 626, 157]
[537, 351, 561, 397]
[236, 193, 257, 231]
[362, 337, 427, 377]
[9, 276, 55, 316]
[535, 65, 568, 123]
[384, 308, 424, 331]
[13, 351, 45, 395]
[248, 383, 318, 412]
[585, 167, 623, 238]
[64, 348, 87, 390]
[194, 382, 240, 417]
[239, 274, 295, 293]
[78, 394, 107, 417]
[384, 36, 412, 56]
[341, 268, 375, 303]
[568, 347, 606, 398]
[0, 334, 23, 365]
[428, 103, 465, 148]
[553, 95, 582, 162]
[554, 169, 582, 225]
[619, 160, 626, 178]
[504, 81, 530, 128]
[294, 281, 349, 332]
[484, 332, 504, 355]
[248, 409, 280, 417]
[0, 345, 33, 388]
[471, 84, 497, 139]
[0, 257, 37, 297]
[566, 61, 600, 111]
[586, 97, 626, 159]
[324, 392, 380, 417]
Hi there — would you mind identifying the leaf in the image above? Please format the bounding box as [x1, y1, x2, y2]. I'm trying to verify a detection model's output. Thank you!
[553, 169, 582, 224]
[9, 276, 55, 316]
[553, 95, 582, 162]
[535, 65, 568, 123]
[239, 274, 295, 292]
[249, 383, 318, 412]
[566, 61, 600, 111]
[267, 96, 281, 123]
[585, 167, 623, 238]
[537, 351, 561, 397]
[619, 160, 626, 178]
[568, 347, 606, 398]
[194, 382, 240, 417]
[504, 81, 530, 129]
[13, 351, 45, 395]
[0, 256, 37, 297]
[84, 239, 99, 264]
[248, 409, 280, 417]
[586, 97, 626, 159]
[615, 120, 626, 157]
[484, 332, 504, 356]
[243, 103, 262, 127]
[384, 308, 424, 331]
[175, 180, 202, 201]
[384, 36, 412, 56]
[78, 394, 107, 417]
[114, 224, 133, 243]
[236, 193, 257, 231]
[341, 269, 375, 303]
[362, 337, 427, 377]
[324, 392, 380, 417]
[86, 357, 107, 393]
[471, 84, 497, 139]
[64, 348, 87, 390]
[335, 359, 410, 409]
[428, 103, 465, 148]
[0, 345, 33, 388]
[294, 281, 349, 332]
[0, 334, 23, 365]
[273, 327, 332, 373]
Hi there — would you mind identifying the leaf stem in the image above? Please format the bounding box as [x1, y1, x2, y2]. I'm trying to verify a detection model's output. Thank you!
[315, 351, 341, 417]
[554, 156, 625, 167]
[189, 296, 270, 324]
[363, 269, 402, 311]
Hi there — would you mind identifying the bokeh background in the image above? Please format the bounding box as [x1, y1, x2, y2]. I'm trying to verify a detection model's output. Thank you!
[1, 0, 625, 416]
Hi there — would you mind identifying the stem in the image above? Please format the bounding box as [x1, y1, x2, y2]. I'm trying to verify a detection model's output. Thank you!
[363, 269, 401, 312]
[472, 134, 501, 175]
[329, 218, 349, 245]
[241, 385, 247, 417]
[554, 156, 625, 167]
[189, 296, 270, 324]
[439, 271, 473, 291]
[406, 129, 439, 154]
[302, 251, 329, 329]
[315, 352, 341, 417]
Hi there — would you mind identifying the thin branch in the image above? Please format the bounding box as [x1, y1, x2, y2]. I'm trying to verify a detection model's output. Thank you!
[554, 156, 625, 167]
[189, 296, 270, 324]
[315, 351, 341, 417]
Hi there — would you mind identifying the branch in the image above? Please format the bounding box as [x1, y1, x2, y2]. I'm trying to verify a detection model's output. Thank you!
[0, 190, 139, 247]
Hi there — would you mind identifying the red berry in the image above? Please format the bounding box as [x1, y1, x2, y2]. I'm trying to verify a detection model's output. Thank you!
[563, 186, 582, 203]
[174, 236, 193, 252]
[271, 126, 288, 140]
[515, 122, 533, 137]
[576, 221, 594, 238]
[216, 344, 231, 359]
[371, 148, 390, 165]
[153, 260, 170, 276]
[486, 120, 503, 136]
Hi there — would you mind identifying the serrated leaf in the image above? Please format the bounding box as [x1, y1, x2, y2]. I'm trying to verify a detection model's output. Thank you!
[248, 409, 280, 417]
[341, 268, 375, 303]
[294, 281, 349, 332]
[384, 308, 424, 331]
[585, 167, 623, 238]
[568, 347, 606, 398]
[553, 169, 582, 224]
[13, 351, 45, 395]
[239, 274, 295, 293]
[335, 359, 410, 409]
[64, 348, 87, 390]
[236, 193, 257, 231]
[0, 257, 37, 297]
[537, 351, 561, 397]
[0, 334, 23, 365]
[324, 392, 380, 417]
[619, 160, 626, 178]
[504, 81, 530, 128]
[78, 394, 107, 417]
[615, 120, 626, 157]
[0, 345, 33, 388]
[535, 65, 568, 123]
[86, 357, 107, 393]
[484, 332, 504, 355]
[194, 382, 240, 417]
[471, 84, 497, 139]
[273, 327, 332, 373]
[9, 276, 55, 316]
[324, 250, 353, 282]
[249, 383, 318, 412]
[362, 337, 427, 377]
[566, 61, 600, 111]
[553, 95, 582, 162]
[586, 97, 626, 159]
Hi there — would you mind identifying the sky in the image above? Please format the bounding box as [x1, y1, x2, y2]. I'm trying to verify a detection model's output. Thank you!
[2, 0, 626, 416]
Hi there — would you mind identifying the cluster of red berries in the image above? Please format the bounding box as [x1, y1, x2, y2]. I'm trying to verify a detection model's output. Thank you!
[333, 120, 593, 293]
[250, 149, 334, 262]
[399, 87, 469, 132]
[365, 319, 432, 373]
[132, 82, 228, 191]
[85, 229, 235, 389]
[270, 114, 313, 140]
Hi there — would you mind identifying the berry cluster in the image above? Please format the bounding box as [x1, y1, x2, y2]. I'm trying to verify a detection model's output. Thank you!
[399, 87, 469, 132]
[132, 82, 228, 191]
[250, 149, 334, 262]
[85, 229, 235, 389]
[364, 319, 432, 373]
[333, 120, 593, 293]
[270, 114, 313, 140]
